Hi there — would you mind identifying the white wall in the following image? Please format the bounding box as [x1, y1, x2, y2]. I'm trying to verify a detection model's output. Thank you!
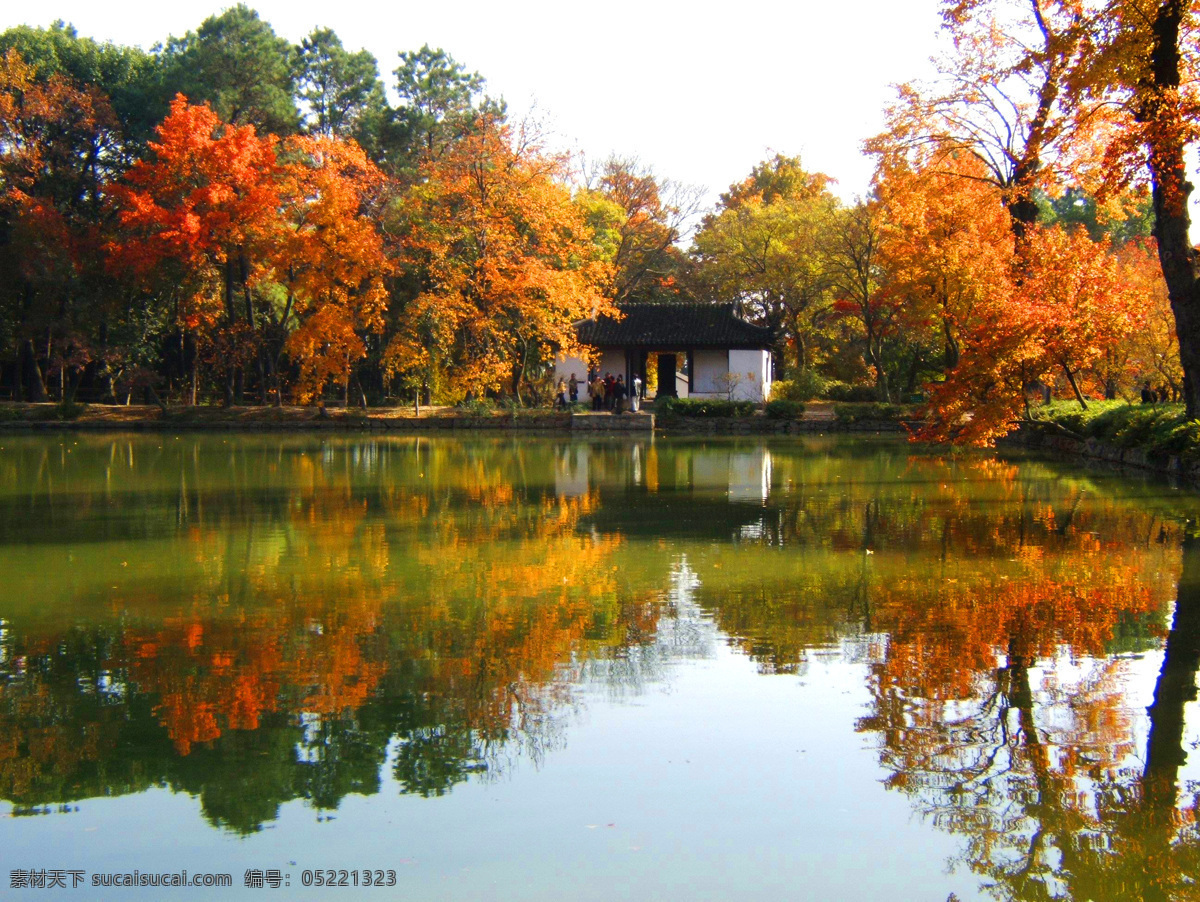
[553, 348, 628, 389]
[691, 350, 728, 396]
[555, 445, 589, 497]
[728, 349, 771, 403]
[675, 367, 689, 398]
[554, 353, 589, 386]
[728, 449, 772, 503]
[688, 447, 773, 502]
[559, 347, 771, 402]
[685, 349, 772, 402]
[597, 349, 628, 382]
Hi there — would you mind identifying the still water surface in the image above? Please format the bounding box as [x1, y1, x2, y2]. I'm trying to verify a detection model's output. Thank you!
[0, 434, 1197, 900]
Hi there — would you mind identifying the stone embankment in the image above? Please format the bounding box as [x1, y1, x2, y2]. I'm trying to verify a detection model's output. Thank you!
[0, 403, 913, 436]
[1006, 424, 1200, 484]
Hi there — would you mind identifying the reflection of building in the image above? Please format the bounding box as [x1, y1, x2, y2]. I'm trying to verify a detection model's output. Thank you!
[555, 303, 774, 402]
[563, 444, 774, 547]
[554, 445, 591, 498]
[691, 448, 772, 503]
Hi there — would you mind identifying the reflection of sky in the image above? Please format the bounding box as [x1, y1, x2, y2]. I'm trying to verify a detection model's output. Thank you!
[0, 593, 1186, 902]
[0, 640, 980, 901]
[0, 434, 1194, 899]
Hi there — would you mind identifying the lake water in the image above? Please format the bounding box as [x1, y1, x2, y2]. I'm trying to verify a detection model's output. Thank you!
[0, 433, 1197, 900]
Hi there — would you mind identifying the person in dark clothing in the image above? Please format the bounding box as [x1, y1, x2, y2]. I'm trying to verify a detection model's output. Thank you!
[604, 374, 616, 410]
[1142, 382, 1156, 404]
[614, 374, 633, 415]
[613, 375, 627, 414]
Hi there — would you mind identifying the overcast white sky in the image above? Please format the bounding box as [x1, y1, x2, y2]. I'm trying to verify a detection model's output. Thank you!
[1, 0, 946, 206]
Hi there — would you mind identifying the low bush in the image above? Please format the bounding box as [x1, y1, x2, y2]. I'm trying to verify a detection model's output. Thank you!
[657, 397, 756, 417]
[54, 400, 87, 420]
[764, 399, 805, 420]
[772, 370, 827, 402]
[834, 402, 911, 423]
[456, 397, 497, 415]
[1031, 400, 1198, 457]
[0, 401, 87, 421]
[824, 382, 881, 403]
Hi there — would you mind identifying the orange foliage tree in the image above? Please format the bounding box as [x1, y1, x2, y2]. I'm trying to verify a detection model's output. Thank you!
[874, 154, 1016, 374]
[1120, 237, 1181, 398]
[108, 95, 280, 404]
[869, 0, 1106, 239]
[917, 223, 1143, 444]
[384, 117, 614, 402]
[274, 135, 393, 404]
[1085, 1, 1200, 416]
[0, 49, 121, 402]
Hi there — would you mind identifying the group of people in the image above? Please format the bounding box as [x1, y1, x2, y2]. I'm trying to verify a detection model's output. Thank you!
[554, 372, 643, 413]
[1141, 382, 1174, 404]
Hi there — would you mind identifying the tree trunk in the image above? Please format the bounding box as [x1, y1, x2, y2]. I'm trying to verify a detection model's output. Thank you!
[942, 319, 959, 370]
[1138, 532, 1200, 902]
[184, 330, 198, 406]
[267, 351, 282, 407]
[1144, 533, 1200, 802]
[1142, 0, 1200, 417]
[510, 336, 529, 403]
[869, 340, 890, 402]
[21, 339, 48, 402]
[1063, 365, 1088, 409]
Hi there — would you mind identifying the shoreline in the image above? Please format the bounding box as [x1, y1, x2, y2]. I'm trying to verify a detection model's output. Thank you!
[0, 403, 910, 435]
[1002, 421, 1200, 486]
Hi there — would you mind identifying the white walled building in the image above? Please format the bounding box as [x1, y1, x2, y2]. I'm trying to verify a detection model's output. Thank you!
[555, 303, 774, 403]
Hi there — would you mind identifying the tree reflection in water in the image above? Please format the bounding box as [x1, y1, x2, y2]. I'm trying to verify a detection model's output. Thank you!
[0, 434, 1196, 898]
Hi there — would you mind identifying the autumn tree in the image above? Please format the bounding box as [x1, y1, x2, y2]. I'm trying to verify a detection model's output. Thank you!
[1085, 1, 1200, 416]
[689, 155, 840, 375]
[1121, 237, 1181, 398]
[0, 49, 124, 402]
[274, 135, 392, 404]
[576, 156, 699, 305]
[869, 0, 1101, 239]
[384, 117, 614, 402]
[876, 155, 1018, 380]
[109, 95, 280, 404]
[917, 224, 1142, 444]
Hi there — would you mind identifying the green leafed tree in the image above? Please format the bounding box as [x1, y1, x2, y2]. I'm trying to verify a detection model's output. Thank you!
[157, 5, 298, 136]
[0, 20, 160, 148]
[293, 27, 387, 145]
[689, 155, 841, 375]
[392, 44, 503, 165]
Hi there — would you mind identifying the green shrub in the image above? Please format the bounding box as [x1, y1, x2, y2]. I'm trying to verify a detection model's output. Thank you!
[764, 399, 805, 420]
[834, 402, 910, 423]
[773, 370, 826, 402]
[456, 398, 497, 415]
[824, 382, 880, 403]
[657, 397, 756, 417]
[1030, 400, 1199, 457]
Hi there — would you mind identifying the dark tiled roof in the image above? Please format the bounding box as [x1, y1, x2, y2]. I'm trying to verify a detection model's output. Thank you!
[576, 303, 773, 349]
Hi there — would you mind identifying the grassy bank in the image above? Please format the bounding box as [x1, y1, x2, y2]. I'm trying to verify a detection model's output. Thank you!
[0, 402, 573, 429]
[0, 399, 921, 434]
[1028, 400, 1200, 460]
